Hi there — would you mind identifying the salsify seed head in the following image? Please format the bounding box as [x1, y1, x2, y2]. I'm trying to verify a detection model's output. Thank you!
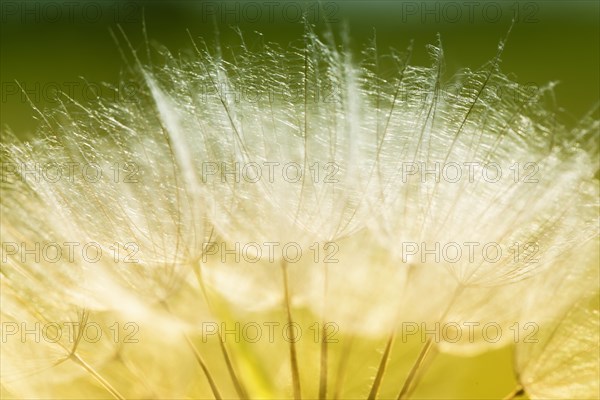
[0, 27, 598, 399]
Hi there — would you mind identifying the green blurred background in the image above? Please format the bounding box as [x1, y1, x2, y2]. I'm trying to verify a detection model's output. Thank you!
[0, 1, 598, 398]
[1, 0, 599, 136]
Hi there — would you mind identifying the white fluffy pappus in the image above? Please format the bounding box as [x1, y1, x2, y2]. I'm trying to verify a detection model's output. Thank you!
[1, 27, 598, 400]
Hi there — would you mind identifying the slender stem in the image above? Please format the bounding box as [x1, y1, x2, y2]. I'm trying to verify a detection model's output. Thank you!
[318, 263, 329, 400]
[397, 338, 434, 400]
[216, 336, 249, 399]
[70, 353, 126, 400]
[193, 260, 249, 399]
[502, 385, 525, 400]
[282, 260, 302, 399]
[396, 285, 466, 399]
[161, 300, 222, 400]
[333, 336, 354, 399]
[183, 334, 223, 400]
[368, 333, 395, 400]
[318, 323, 329, 400]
